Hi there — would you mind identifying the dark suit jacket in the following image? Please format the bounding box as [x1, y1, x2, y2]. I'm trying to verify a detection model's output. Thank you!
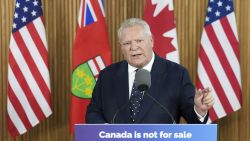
[86, 55, 208, 124]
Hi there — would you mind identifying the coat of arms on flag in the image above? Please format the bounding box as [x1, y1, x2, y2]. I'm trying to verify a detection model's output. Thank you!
[72, 56, 106, 99]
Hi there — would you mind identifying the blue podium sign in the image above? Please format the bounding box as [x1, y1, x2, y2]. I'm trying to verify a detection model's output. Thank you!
[75, 124, 217, 141]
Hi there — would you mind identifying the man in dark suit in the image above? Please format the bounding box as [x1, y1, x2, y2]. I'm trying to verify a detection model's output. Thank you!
[86, 18, 214, 124]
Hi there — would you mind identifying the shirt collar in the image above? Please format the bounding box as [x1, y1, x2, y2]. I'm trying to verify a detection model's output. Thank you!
[128, 53, 155, 74]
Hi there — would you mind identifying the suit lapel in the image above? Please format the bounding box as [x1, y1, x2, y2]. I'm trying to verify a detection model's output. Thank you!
[114, 62, 131, 123]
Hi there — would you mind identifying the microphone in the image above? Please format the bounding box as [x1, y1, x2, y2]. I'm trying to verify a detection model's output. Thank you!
[111, 69, 151, 123]
[134, 69, 151, 99]
[135, 69, 151, 92]
[135, 69, 176, 124]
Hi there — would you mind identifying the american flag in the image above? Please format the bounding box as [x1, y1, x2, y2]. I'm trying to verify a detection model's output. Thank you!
[196, 0, 242, 122]
[7, 0, 52, 136]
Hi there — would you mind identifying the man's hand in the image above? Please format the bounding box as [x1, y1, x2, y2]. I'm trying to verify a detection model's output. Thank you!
[194, 87, 214, 117]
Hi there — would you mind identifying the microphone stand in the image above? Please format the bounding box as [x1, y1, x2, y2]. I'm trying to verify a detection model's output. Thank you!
[111, 102, 129, 124]
[144, 92, 176, 124]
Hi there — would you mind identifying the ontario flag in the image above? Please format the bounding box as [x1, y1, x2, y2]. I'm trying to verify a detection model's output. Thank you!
[144, 0, 179, 63]
[7, 0, 52, 137]
[196, 0, 242, 123]
[70, 0, 111, 133]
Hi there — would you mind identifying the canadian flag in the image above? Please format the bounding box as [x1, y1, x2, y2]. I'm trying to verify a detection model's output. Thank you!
[144, 0, 179, 63]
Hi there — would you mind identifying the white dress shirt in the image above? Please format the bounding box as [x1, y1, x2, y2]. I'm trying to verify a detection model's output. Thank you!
[128, 53, 155, 98]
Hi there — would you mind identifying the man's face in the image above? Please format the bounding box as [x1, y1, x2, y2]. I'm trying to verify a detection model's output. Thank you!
[120, 25, 153, 68]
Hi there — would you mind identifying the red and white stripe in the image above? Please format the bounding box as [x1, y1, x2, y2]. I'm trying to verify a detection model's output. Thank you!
[7, 17, 52, 136]
[197, 12, 242, 122]
[87, 56, 105, 80]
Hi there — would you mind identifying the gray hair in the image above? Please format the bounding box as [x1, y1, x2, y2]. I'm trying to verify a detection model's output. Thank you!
[117, 18, 152, 42]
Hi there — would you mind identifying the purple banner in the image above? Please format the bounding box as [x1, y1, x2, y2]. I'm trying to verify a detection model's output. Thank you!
[75, 124, 217, 141]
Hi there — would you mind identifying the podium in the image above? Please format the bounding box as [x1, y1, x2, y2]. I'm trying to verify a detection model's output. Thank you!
[75, 124, 217, 141]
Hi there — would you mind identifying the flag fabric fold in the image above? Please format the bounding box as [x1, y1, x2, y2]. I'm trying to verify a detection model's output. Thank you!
[144, 0, 179, 63]
[7, 0, 52, 136]
[196, 0, 242, 122]
[70, 0, 111, 133]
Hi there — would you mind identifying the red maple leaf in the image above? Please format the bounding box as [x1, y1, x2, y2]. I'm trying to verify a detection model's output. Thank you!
[144, 2, 177, 58]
